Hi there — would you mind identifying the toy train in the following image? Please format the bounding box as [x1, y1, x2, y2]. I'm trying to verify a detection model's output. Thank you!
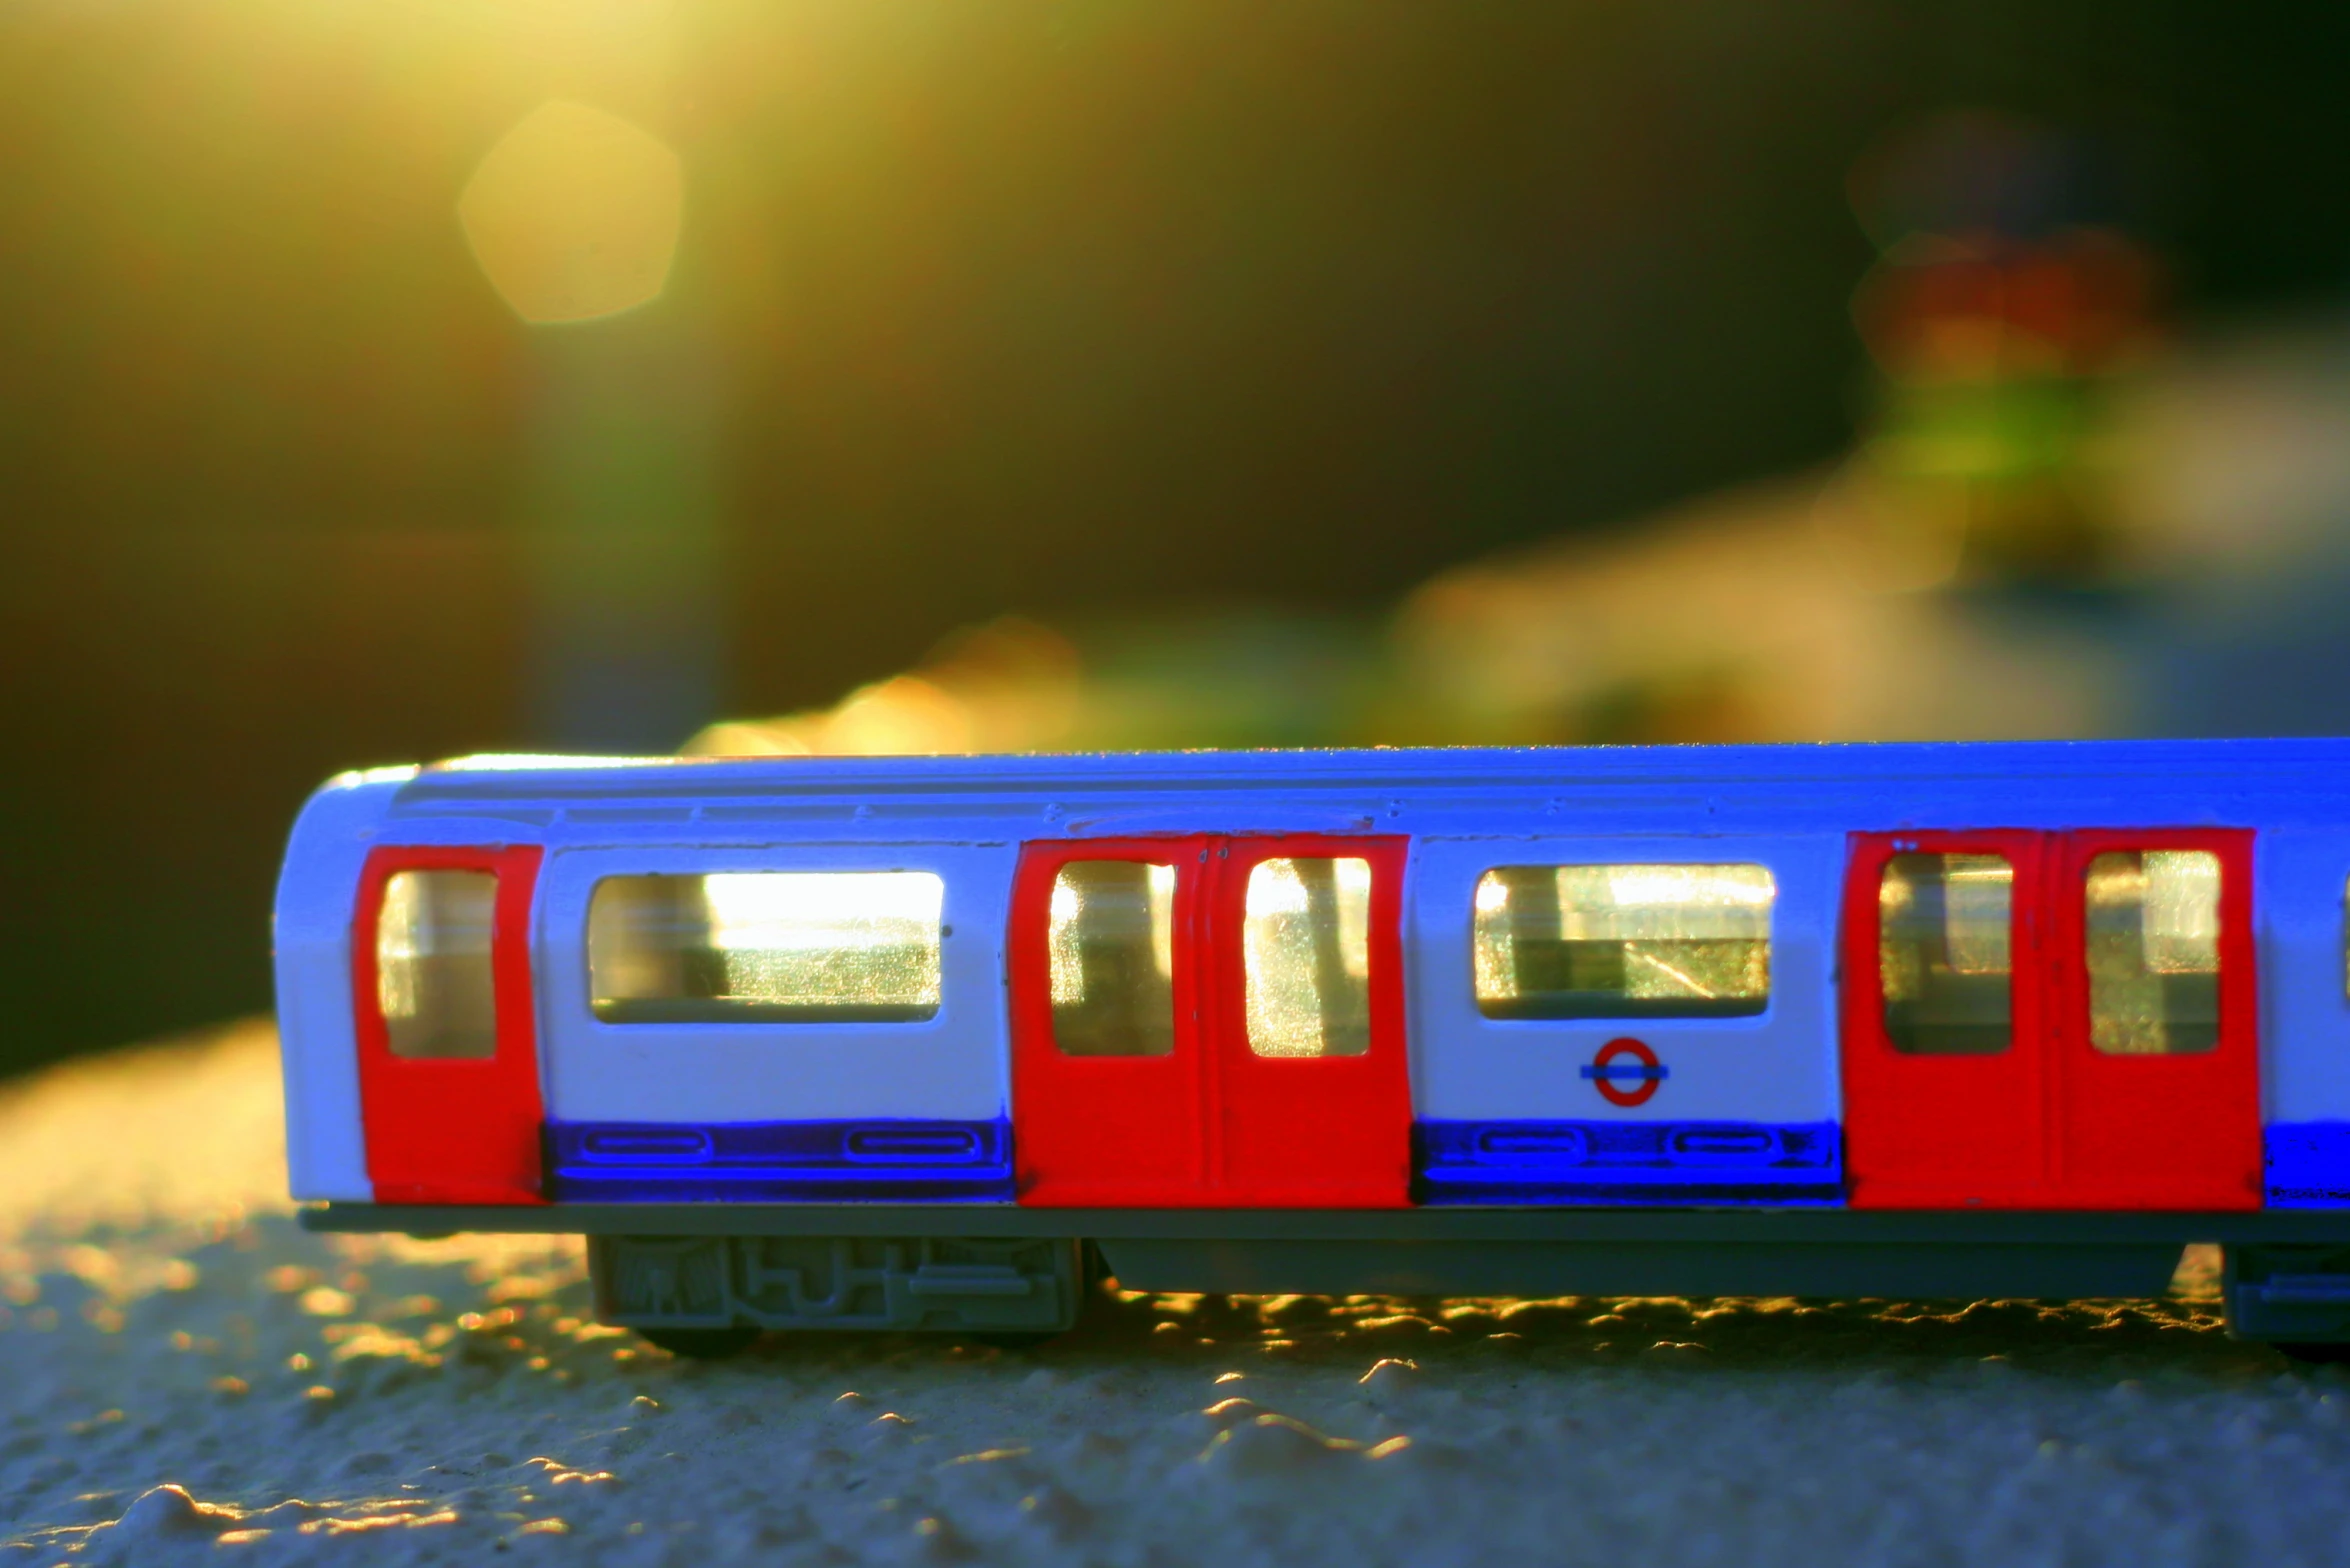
[281, 741, 2350, 1356]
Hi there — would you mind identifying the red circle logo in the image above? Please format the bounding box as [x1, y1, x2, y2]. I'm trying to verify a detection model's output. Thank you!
[1588, 1037, 1665, 1108]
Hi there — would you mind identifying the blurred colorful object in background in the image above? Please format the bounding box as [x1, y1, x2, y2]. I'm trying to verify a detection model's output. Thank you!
[5, 2, 2350, 1069]
[696, 111, 2350, 760]
[1835, 111, 2163, 589]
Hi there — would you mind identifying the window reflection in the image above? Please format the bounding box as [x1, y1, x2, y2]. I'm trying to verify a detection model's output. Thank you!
[1879, 853, 2012, 1055]
[1047, 861, 1177, 1056]
[1473, 864, 1772, 1020]
[2085, 850, 2220, 1055]
[589, 872, 944, 1024]
[377, 870, 500, 1059]
[1243, 858, 1372, 1058]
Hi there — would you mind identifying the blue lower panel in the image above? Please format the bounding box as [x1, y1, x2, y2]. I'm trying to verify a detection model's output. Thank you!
[1415, 1119, 1844, 1206]
[545, 1118, 1015, 1203]
[2265, 1123, 2350, 1208]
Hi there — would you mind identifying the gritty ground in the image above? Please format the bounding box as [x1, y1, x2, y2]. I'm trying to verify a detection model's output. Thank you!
[1, 1023, 2344, 1566]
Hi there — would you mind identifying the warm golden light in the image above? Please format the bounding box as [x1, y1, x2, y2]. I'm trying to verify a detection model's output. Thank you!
[1046, 861, 1178, 1057]
[1472, 863, 1773, 1019]
[1243, 858, 1373, 1058]
[586, 872, 944, 1023]
[458, 100, 683, 325]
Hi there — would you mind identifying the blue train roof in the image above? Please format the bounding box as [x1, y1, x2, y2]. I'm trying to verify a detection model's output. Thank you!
[357, 737, 2350, 838]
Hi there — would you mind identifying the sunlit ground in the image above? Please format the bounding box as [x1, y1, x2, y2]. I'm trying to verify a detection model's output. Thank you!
[1, 1026, 2341, 1566]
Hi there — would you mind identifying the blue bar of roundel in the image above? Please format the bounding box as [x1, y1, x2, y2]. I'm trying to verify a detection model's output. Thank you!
[1414, 1119, 1844, 1206]
[2265, 1123, 2350, 1208]
[545, 1118, 1015, 1203]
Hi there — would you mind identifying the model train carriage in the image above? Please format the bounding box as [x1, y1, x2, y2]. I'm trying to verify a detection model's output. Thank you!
[280, 742, 2350, 1354]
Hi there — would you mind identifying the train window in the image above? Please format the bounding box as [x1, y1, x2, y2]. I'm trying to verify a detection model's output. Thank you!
[1048, 861, 1177, 1056]
[1880, 853, 2012, 1055]
[587, 872, 944, 1024]
[1472, 864, 1772, 1020]
[1244, 857, 1372, 1057]
[2085, 850, 2220, 1055]
[376, 870, 500, 1059]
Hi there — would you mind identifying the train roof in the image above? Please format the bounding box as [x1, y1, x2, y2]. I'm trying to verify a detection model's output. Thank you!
[335, 737, 2350, 838]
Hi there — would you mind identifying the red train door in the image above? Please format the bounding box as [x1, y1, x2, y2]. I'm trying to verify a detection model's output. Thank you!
[1208, 835, 1414, 1206]
[2046, 829, 2261, 1209]
[1009, 837, 1208, 1207]
[1841, 831, 2050, 1207]
[353, 844, 548, 1205]
[1011, 835, 1413, 1207]
[1843, 828, 2259, 1210]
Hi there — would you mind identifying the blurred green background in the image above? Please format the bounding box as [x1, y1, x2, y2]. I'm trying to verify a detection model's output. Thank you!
[5, 0, 2349, 1072]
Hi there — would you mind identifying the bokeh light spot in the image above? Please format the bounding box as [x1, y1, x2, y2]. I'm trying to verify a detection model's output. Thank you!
[458, 101, 683, 325]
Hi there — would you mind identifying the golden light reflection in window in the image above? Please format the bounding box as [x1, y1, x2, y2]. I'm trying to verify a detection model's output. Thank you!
[1046, 861, 1176, 1057]
[1243, 858, 1372, 1058]
[1879, 853, 2012, 1055]
[376, 870, 499, 1059]
[589, 872, 943, 1024]
[458, 100, 684, 325]
[1473, 864, 1771, 1020]
[2085, 850, 2220, 1055]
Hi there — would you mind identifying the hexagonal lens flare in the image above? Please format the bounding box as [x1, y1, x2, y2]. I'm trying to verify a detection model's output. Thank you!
[458, 100, 683, 325]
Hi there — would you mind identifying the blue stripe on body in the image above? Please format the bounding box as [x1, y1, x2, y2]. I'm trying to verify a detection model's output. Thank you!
[2265, 1123, 2350, 1208]
[1414, 1118, 1844, 1206]
[545, 1117, 1015, 1203]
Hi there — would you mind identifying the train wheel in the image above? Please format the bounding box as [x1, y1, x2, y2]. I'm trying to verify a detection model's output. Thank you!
[637, 1325, 762, 1359]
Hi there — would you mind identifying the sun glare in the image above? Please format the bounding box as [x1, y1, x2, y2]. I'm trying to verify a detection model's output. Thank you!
[457, 100, 684, 325]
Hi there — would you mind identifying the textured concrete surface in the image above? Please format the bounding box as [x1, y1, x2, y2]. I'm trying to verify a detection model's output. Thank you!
[1, 1023, 2343, 1566]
